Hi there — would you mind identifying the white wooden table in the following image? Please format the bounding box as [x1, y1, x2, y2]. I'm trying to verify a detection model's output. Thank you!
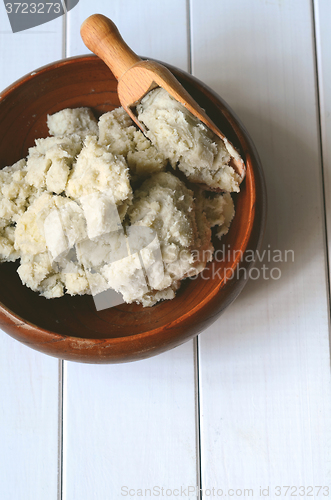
[1, 1, 331, 499]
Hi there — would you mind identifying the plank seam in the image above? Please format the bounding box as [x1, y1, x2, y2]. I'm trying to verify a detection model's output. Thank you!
[58, 360, 64, 500]
[188, 1, 202, 497]
[186, 0, 192, 74]
[194, 337, 203, 500]
[311, 0, 331, 344]
[61, 0, 67, 59]
[58, 7, 66, 500]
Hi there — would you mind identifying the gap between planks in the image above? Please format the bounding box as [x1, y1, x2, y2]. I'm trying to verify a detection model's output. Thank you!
[312, 0, 331, 354]
[58, 6, 67, 500]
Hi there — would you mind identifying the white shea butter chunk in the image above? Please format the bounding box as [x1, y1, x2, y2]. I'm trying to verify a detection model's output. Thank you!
[98, 106, 136, 154]
[195, 190, 235, 239]
[0, 159, 40, 261]
[26, 135, 83, 193]
[127, 130, 167, 179]
[47, 107, 98, 138]
[77, 230, 128, 272]
[80, 190, 122, 239]
[15, 192, 70, 256]
[137, 87, 242, 192]
[203, 191, 235, 238]
[65, 136, 132, 219]
[0, 105, 238, 306]
[0, 224, 19, 262]
[17, 251, 64, 298]
[63, 271, 90, 296]
[57, 201, 87, 248]
[98, 107, 166, 179]
[0, 159, 37, 223]
[102, 253, 149, 304]
[123, 171, 212, 306]
[15, 195, 91, 298]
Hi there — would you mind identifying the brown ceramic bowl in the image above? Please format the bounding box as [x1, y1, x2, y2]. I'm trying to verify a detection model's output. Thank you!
[0, 55, 266, 363]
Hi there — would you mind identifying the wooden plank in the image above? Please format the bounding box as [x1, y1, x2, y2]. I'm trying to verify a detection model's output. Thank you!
[62, 345, 198, 499]
[0, 10, 63, 500]
[0, 338, 61, 500]
[191, 0, 331, 493]
[0, 11, 64, 90]
[314, 0, 331, 283]
[66, 0, 189, 70]
[63, 2, 198, 499]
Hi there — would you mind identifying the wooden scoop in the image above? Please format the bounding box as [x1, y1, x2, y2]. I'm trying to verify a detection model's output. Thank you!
[80, 14, 245, 179]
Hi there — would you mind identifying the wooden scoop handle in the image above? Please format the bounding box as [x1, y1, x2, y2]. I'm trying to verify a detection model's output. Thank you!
[80, 14, 141, 81]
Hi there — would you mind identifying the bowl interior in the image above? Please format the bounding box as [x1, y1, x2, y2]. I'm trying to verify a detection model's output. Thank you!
[0, 56, 261, 342]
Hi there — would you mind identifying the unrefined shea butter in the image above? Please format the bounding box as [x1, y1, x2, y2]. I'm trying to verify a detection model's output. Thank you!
[0, 100, 241, 307]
